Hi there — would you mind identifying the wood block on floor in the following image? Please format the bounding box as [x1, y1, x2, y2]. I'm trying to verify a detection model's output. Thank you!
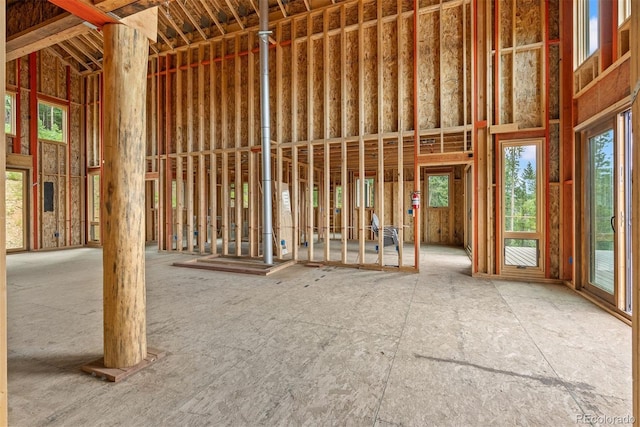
[81, 348, 165, 382]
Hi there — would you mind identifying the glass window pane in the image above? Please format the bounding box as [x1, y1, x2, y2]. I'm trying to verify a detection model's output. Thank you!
[503, 145, 537, 232]
[428, 175, 449, 208]
[38, 102, 66, 142]
[589, 129, 614, 294]
[504, 238, 538, 267]
[5, 94, 14, 135]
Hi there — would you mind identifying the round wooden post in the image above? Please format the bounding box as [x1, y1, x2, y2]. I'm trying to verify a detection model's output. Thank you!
[102, 23, 148, 368]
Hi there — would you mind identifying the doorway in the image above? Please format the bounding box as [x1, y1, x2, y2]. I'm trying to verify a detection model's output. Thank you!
[5, 169, 27, 252]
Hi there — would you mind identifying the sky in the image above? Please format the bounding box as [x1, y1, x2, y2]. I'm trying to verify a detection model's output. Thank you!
[589, 0, 598, 55]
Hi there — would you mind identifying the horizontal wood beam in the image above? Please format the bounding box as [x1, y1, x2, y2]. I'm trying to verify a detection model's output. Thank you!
[417, 152, 474, 166]
[7, 0, 167, 61]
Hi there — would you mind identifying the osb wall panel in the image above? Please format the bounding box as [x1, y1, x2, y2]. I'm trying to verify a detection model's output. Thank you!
[441, 5, 464, 128]
[296, 40, 309, 141]
[213, 55, 222, 149]
[500, 0, 513, 48]
[514, 49, 542, 128]
[401, 16, 414, 132]
[454, 171, 464, 245]
[282, 43, 293, 143]
[41, 175, 57, 249]
[418, 11, 440, 129]
[549, 44, 560, 120]
[39, 50, 57, 98]
[20, 91, 30, 154]
[328, 35, 341, 139]
[42, 143, 58, 175]
[575, 59, 630, 125]
[382, 22, 399, 134]
[268, 47, 276, 146]
[515, 0, 542, 46]
[71, 176, 82, 246]
[345, 32, 358, 137]
[240, 54, 250, 147]
[58, 176, 66, 245]
[548, 0, 560, 41]
[499, 54, 513, 124]
[549, 184, 560, 279]
[549, 123, 560, 183]
[363, 26, 378, 135]
[312, 39, 325, 140]
[71, 105, 81, 176]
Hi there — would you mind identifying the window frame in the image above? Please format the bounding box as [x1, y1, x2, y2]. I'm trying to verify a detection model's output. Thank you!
[37, 99, 68, 144]
[575, 0, 599, 67]
[499, 138, 545, 274]
[5, 92, 16, 137]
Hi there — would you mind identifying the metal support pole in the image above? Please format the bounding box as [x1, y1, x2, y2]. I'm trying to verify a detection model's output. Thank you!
[259, 0, 273, 264]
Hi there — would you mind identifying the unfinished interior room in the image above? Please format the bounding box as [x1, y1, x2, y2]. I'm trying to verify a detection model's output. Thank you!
[1, 0, 639, 424]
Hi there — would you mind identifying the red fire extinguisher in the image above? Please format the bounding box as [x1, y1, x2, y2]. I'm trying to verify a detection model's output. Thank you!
[411, 191, 420, 210]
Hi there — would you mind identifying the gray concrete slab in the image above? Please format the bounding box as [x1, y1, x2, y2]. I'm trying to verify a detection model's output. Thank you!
[6, 245, 632, 426]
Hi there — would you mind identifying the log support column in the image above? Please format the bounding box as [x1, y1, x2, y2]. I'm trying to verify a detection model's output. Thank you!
[102, 23, 148, 369]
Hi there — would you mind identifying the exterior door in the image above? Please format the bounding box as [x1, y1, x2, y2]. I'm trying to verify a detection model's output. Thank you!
[585, 127, 616, 303]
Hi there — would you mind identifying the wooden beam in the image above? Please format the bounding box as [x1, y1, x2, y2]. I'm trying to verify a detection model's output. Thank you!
[175, 0, 207, 40]
[223, 0, 245, 30]
[631, 0, 640, 421]
[196, 0, 226, 35]
[0, 0, 7, 420]
[7, 0, 166, 61]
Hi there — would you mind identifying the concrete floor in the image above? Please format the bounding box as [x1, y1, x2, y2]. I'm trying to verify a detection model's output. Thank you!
[6, 245, 632, 426]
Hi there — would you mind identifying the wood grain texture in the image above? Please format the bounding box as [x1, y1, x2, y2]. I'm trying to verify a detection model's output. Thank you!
[102, 23, 148, 369]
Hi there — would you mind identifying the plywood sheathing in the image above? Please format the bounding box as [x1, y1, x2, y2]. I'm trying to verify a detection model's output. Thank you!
[548, 183, 560, 279]
[549, 123, 560, 183]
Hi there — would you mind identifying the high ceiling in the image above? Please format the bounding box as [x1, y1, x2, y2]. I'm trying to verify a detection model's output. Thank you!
[7, 0, 350, 74]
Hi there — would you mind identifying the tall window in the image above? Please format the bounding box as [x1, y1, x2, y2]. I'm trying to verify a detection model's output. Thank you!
[5, 93, 15, 136]
[501, 140, 543, 270]
[618, 0, 631, 25]
[37, 101, 66, 143]
[576, 0, 599, 65]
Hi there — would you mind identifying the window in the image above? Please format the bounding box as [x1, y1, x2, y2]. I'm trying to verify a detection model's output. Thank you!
[5, 93, 15, 136]
[576, 0, 599, 65]
[428, 175, 449, 208]
[37, 101, 66, 143]
[335, 186, 343, 209]
[618, 0, 631, 25]
[242, 183, 249, 209]
[313, 186, 319, 208]
[501, 140, 543, 270]
[355, 178, 374, 208]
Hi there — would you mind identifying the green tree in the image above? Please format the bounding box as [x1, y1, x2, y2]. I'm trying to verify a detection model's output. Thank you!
[503, 146, 524, 231]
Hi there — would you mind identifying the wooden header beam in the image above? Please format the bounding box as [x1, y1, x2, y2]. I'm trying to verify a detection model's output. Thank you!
[7, 0, 166, 61]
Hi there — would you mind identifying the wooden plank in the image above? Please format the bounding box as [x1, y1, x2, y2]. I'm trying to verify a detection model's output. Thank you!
[185, 51, 195, 254]
[248, 32, 257, 257]
[176, 51, 184, 251]
[307, 16, 314, 262]
[358, 1, 365, 263]
[82, 348, 165, 382]
[292, 19, 299, 261]
[340, 4, 348, 264]
[396, 0, 404, 265]
[210, 41, 217, 254]
[6, 153, 33, 169]
[323, 11, 330, 262]
[631, 0, 640, 420]
[0, 0, 6, 418]
[234, 36, 241, 257]
[198, 44, 206, 253]
[377, 0, 384, 266]
[120, 6, 158, 42]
